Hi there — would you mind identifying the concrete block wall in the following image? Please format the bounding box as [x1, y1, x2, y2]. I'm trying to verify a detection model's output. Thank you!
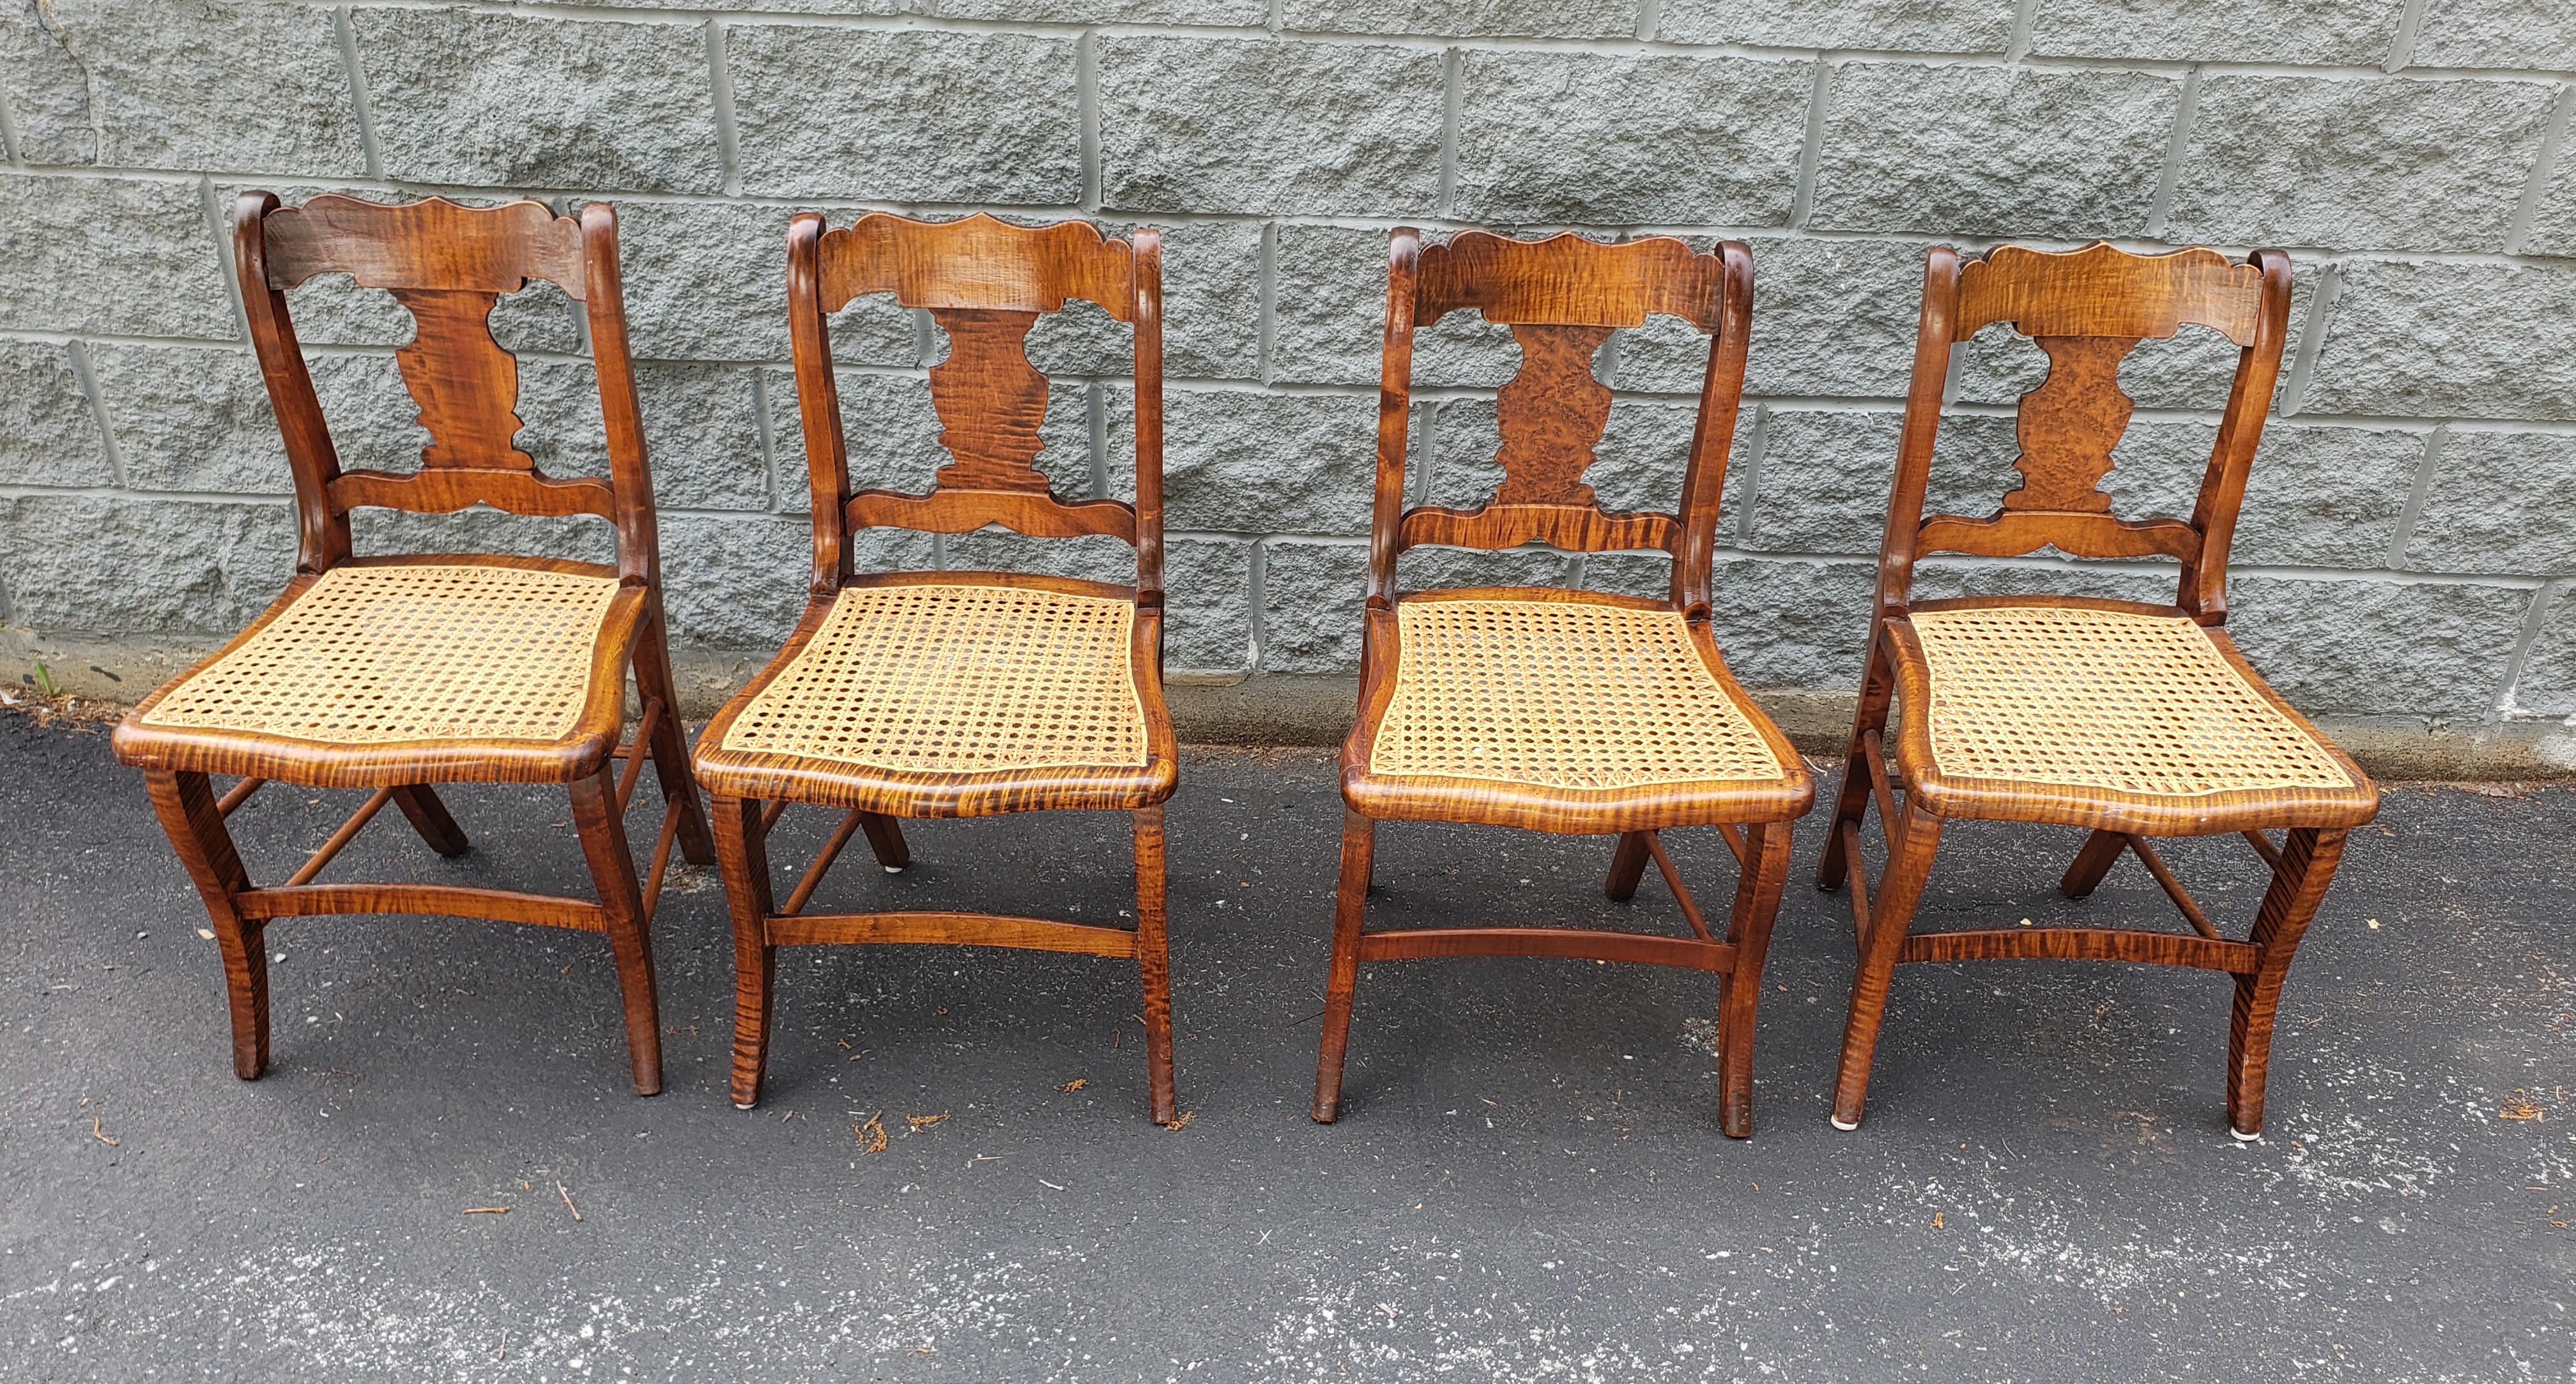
[3, 0, 2575, 767]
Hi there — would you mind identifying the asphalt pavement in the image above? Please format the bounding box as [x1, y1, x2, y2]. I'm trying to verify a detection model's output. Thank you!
[2, 708, 2568, 1381]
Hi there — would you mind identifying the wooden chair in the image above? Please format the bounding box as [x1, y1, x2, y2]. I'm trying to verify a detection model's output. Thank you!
[1818, 241, 2380, 1138]
[693, 212, 1179, 1123]
[111, 193, 717, 1094]
[1310, 230, 1813, 1138]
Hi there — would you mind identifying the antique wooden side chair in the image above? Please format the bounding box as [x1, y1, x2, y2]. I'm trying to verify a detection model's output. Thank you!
[1818, 242, 2379, 1138]
[692, 212, 1180, 1123]
[112, 193, 717, 1095]
[1310, 230, 1813, 1137]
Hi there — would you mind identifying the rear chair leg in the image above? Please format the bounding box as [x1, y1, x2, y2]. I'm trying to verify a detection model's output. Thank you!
[710, 795, 778, 1109]
[390, 784, 470, 856]
[570, 769, 662, 1096]
[2059, 828, 2125, 899]
[1830, 802, 1944, 1130]
[1817, 657, 1894, 890]
[1715, 821, 1793, 1138]
[632, 605, 717, 868]
[144, 770, 268, 1080]
[1134, 805, 1178, 1125]
[1604, 831, 1652, 901]
[2227, 826, 2347, 1139]
[857, 812, 910, 872]
[1310, 810, 1376, 1123]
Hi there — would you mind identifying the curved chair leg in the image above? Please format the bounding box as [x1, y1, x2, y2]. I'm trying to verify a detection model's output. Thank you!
[1604, 831, 1652, 901]
[857, 812, 910, 872]
[1830, 802, 1943, 1129]
[1134, 805, 1179, 1125]
[390, 784, 470, 856]
[2059, 828, 2125, 899]
[1817, 651, 1894, 890]
[570, 768, 662, 1096]
[2227, 826, 2347, 1138]
[144, 770, 268, 1079]
[632, 604, 717, 869]
[710, 795, 778, 1109]
[1715, 821, 1793, 1137]
[1310, 810, 1376, 1123]
[1710, 825, 1793, 1139]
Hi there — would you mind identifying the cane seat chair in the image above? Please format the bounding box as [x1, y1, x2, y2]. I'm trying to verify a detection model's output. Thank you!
[693, 212, 1181, 1123]
[1311, 230, 1813, 1138]
[112, 193, 716, 1094]
[1817, 241, 2378, 1138]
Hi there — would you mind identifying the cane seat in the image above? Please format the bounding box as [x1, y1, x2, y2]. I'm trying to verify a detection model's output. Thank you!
[1344, 591, 1808, 833]
[117, 559, 634, 785]
[1889, 601, 2374, 833]
[694, 575, 1174, 817]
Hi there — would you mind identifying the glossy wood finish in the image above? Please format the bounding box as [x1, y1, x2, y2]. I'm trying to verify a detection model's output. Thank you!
[701, 211, 1179, 1123]
[111, 193, 715, 1095]
[1818, 241, 2377, 1136]
[1313, 229, 1811, 1139]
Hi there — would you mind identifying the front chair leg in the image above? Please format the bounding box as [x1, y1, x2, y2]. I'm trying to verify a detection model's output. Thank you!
[1133, 804, 1178, 1125]
[710, 795, 779, 1109]
[1830, 802, 1943, 1130]
[2227, 826, 2347, 1138]
[1310, 810, 1376, 1123]
[144, 770, 268, 1079]
[569, 768, 662, 1096]
[1715, 821, 1793, 1138]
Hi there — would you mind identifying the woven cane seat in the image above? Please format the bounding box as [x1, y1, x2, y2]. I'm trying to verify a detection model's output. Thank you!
[118, 562, 631, 784]
[694, 579, 1174, 817]
[1346, 594, 1808, 832]
[1893, 603, 2373, 829]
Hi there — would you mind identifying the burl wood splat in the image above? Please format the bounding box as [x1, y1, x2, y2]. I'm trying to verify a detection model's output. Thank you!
[2002, 334, 2141, 515]
[1489, 323, 1614, 508]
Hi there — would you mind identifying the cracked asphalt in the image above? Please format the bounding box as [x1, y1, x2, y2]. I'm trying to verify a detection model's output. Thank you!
[2, 708, 2570, 1381]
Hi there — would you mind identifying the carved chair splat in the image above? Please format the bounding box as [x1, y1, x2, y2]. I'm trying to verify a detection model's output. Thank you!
[1310, 229, 1813, 1139]
[1815, 241, 2379, 1138]
[112, 192, 716, 1095]
[693, 211, 1181, 1125]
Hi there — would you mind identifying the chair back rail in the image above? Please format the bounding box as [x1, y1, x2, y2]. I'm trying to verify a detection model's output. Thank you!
[235, 192, 661, 584]
[1367, 229, 1752, 622]
[1876, 241, 2293, 627]
[787, 211, 1164, 605]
